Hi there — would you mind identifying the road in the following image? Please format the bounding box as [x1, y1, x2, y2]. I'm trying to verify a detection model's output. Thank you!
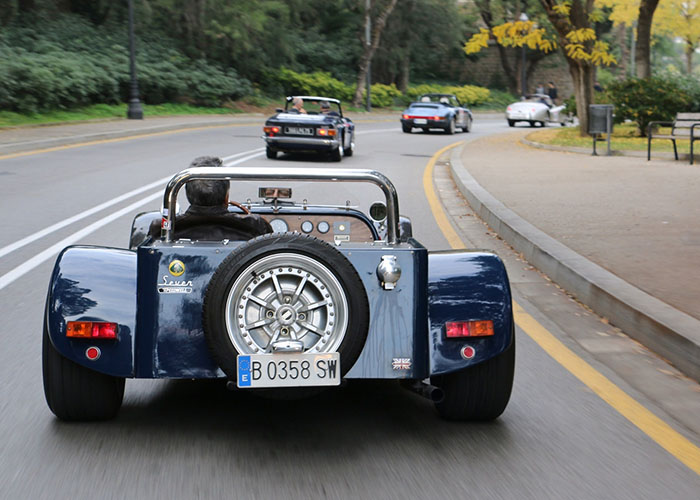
[0, 116, 698, 499]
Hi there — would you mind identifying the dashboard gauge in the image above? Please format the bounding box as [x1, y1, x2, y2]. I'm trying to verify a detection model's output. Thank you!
[301, 220, 314, 233]
[269, 218, 288, 233]
[317, 221, 330, 234]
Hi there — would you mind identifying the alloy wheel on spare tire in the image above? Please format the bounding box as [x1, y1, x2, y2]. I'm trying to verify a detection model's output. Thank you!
[202, 233, 369, 379]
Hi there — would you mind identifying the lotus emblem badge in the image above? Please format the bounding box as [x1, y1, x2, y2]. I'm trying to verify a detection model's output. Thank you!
[168, 260, 185, 277]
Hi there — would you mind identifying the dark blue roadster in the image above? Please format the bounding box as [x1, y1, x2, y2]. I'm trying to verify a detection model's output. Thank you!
[43, 167, 514, 421]
[263, 96, 355, 161]
[401, 93, 473, 134]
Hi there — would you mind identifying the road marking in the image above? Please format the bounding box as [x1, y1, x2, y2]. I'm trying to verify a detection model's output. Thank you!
[0, 148, 265, 261]
[423, 142, 700, 476]
[0, 151, 263, 292]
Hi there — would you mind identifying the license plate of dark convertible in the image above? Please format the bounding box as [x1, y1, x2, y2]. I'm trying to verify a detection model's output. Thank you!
[285, 127, 315, 135]
[237, 352, 341, 388]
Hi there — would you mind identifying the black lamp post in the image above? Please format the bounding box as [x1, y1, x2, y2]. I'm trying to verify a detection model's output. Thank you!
[127, 0, 143, 119]
[520, 13, 528, 96]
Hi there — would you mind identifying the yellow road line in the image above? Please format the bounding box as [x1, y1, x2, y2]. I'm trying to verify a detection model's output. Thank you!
[0, 122, 253, 161]
[423, 141, 700, 476]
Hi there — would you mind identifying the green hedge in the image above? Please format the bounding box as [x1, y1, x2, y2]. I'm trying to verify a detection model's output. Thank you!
[405, 83, 491, 106]
[0, 15, 251, 113]
[607, 77, 690, 136]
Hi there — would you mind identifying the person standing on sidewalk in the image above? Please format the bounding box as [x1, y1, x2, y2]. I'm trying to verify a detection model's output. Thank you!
[547, 81, 558, 104]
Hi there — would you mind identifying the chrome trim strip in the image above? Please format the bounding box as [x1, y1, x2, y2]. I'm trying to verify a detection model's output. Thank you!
[161, 167, 400, 244]
[263, 136, 339, 147]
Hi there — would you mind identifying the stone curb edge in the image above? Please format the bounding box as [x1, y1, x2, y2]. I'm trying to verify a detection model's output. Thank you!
[449, 145, 700, 382]
[520, 134, 688, 160]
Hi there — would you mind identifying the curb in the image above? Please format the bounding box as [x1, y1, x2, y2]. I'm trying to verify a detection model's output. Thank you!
[449, 145, 700, 382]
[521, 135, 685, 161]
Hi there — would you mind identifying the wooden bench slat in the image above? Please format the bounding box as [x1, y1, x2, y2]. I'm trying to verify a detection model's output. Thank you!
[676, 112, 700, 120]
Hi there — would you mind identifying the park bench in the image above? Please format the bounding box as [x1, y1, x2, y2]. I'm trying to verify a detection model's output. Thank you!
[647, 112, 700, 165]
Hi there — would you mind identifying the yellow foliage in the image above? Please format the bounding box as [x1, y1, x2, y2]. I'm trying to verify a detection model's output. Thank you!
[565, 28, 596, 43]
[653, 0, 700, 48]
[595, 0, 639, 27]
[553, 1, 572, 16]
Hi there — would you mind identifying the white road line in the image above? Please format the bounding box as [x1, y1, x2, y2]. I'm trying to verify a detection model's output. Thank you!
[0, 151, 264, 292]
[0, 148, 265, 261]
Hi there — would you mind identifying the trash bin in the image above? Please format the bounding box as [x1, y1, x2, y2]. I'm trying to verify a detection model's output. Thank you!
[588, 104, 614, 155]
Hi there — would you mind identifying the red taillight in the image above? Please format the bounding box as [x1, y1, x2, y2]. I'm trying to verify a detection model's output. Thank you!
[445, 320, 494, 338]
[402, 114, 409, 119]
[532, 108, 536, 112]
[317, 128, 336, 136]
[433, 116, 444, 121]
[67, 321, 118, 339]
[263, 126, 280, 135]
[507, 106, 512, 111]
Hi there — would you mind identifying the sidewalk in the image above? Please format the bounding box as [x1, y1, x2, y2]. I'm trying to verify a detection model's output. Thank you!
[451, 130, 700, 381]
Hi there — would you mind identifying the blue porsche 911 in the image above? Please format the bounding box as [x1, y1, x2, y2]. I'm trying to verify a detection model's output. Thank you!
[401, 93, 473, 134]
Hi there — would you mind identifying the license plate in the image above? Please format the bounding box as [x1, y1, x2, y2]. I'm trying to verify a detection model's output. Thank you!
[414, 118, 427, 124]
[285, 126, 314, 135]
[237, 352, 340, 388]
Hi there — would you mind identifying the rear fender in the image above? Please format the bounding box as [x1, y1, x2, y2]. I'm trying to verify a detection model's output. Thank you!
[428, 250, 513, 376]
[46, 246, 136, 377]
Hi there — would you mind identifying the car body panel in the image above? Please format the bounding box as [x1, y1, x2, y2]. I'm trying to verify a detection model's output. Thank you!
[401, 93, 472, 131]
[45, 168, 514, 386]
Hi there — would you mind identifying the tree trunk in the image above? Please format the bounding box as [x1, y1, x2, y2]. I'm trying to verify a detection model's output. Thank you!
[616, 24, 629, 78]
[687, 42, 694, 75]
[399, 52, 410, 92]
[352, 0, 399, 107]
[569, 61, 594, 136]
[635, 0, 660, 78]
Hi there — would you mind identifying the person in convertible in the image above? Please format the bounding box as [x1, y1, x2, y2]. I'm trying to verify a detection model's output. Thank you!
[171, 156, 272, 241]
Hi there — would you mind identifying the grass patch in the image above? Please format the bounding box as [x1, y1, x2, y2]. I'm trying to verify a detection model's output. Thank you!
[0, 103, 242, 128]
[528, 122, 684, 153]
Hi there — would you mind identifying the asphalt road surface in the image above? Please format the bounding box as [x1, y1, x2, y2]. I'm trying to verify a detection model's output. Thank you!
[0, 116, 698, 499]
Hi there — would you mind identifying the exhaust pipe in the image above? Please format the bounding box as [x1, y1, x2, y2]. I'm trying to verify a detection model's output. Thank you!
[400, 380, 444, 403]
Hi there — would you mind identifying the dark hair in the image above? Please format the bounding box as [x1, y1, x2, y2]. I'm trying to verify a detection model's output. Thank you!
[185, 156, 228, 207]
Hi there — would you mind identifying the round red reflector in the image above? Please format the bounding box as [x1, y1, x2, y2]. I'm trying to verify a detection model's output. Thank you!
[461, 346, 475, 360]
[86, 346, 101, 361]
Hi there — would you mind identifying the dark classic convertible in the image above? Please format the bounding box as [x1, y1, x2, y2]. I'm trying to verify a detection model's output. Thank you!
[43, 167, 515, 422]
[401, 93, 473, 134]
[262, 96, 355, 161]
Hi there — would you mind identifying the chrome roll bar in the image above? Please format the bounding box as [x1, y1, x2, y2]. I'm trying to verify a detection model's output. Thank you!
[160, 166, 401, 244]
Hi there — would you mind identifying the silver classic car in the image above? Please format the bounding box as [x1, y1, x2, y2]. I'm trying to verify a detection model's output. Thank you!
[401, 94, 472, 134]
[506, 94, 568, 127]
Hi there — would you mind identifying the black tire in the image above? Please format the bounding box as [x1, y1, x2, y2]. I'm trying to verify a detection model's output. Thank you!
[266, 147, 277, 159]
[343, 134, 354, 156]
[446, 117, 456, 135]
[431, 330, 515, 421]
[402, 124, 412, 133]
[43, 322, 125, 421]
[560, 122, 566, 127]
[203, 233, 370, 380]
[462, 117, 472, 133]
[508, 120, 515, 127]
[330, 144, 343, 162]
[528, 121, 535, 127]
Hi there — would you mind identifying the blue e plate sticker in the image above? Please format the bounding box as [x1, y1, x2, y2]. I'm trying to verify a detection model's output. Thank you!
[238, 355, 252, 387]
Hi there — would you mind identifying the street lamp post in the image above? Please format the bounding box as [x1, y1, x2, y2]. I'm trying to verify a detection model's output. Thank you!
[127, 0, 143, 119]
[520, 13, 528, 96]
[365, 0, 371, 112]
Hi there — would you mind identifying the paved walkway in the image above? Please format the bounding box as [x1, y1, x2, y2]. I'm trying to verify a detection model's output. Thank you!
[452, 129, 700, 380]
[459, 130, 700, 321]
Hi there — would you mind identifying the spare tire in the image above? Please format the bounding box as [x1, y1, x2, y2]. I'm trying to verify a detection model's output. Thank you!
[203, 233, 369, 379]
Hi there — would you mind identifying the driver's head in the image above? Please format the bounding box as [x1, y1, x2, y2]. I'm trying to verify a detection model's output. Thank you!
[185, 156, 229, 207]
[320, 101, 330, 112]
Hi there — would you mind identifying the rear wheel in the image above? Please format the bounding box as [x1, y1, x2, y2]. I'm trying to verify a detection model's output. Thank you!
[266, 147, 277, 159]
[446, 118, 456, 135]
[462, 117, 472, 133]
[43, 323, 125, 421]
[507, 120, 515, 127]
[528, 121, 535, 127]
[431, 330, 515, 421]
[343, 134, 354, 157]
[203, 233, 370, 380]
[402, 124, 412, 133]
[330, 143, 343, 162]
